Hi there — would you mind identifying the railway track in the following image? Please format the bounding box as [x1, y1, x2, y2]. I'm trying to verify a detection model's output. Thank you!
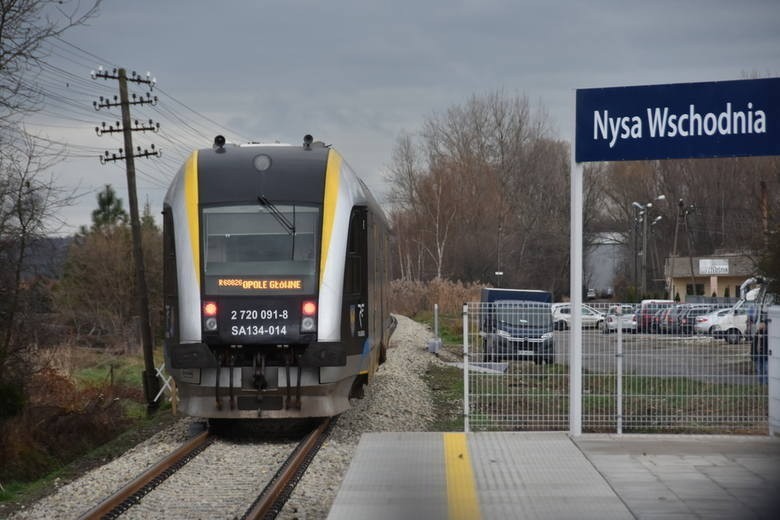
[79, 418, 333, 520]
[242, 418, 333, 519]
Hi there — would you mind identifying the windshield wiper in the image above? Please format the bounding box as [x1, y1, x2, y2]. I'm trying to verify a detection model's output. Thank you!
[257, 196, 296, 236]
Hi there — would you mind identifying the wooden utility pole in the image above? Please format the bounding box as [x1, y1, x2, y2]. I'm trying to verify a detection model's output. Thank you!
[93, 67, 161, 411]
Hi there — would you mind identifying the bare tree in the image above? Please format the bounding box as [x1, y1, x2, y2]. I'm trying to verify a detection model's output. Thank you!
[592, 155, 780, 297]
[0, 0, 101, 420]
[385, 133, 426, 280]
[385, 91, 573, 292]
[0, 0, 102, 124]
[0, 129, 72, 395]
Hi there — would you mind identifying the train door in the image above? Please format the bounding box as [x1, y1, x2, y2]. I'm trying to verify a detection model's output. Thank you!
[343, 207, 375, 398]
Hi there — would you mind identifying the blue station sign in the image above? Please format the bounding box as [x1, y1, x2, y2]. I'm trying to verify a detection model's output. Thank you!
[575, 77, 780, 163]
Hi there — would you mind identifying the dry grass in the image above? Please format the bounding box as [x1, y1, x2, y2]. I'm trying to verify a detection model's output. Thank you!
[388, 279, 484, 316]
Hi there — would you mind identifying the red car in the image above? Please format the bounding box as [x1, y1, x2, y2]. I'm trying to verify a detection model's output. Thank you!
[636, 299, 674, 333]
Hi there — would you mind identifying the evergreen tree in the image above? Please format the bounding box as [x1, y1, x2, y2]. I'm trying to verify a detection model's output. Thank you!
[91, 184, 128, 231]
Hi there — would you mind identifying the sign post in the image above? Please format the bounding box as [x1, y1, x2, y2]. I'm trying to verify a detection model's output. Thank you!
[570, 77, 780, 436]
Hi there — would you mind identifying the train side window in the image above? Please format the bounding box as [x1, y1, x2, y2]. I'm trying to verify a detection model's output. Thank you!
[345, 208, 366, 296]
[346, 256, 361, 294]
[163, 207, 177, 294]
[162, 206, 178, 341]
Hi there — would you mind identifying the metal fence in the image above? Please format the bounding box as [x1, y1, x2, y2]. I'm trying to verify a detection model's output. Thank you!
[463, 301, 768, 434]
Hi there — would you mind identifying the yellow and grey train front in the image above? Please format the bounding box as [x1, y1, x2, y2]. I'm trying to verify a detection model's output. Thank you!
[163, 136, 389, 419]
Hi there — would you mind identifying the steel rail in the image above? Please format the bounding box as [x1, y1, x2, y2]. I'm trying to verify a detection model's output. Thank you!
[78, 429, 212, 520]
[242, 418, 333, 520]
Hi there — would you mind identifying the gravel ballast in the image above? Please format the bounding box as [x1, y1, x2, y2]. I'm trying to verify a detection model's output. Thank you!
[8, 314, 441, 520]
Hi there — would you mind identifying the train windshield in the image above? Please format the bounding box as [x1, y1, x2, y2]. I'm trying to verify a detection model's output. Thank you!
[201, 204, 319, 294]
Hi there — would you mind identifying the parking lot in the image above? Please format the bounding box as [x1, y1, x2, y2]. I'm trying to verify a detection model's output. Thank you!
[552, 329, 758, 385]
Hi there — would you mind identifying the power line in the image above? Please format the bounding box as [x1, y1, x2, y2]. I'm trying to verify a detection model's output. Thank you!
[17, 36, 260, 219]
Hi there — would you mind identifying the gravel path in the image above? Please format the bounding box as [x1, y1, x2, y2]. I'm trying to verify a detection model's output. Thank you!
[8, 315, 441, 520]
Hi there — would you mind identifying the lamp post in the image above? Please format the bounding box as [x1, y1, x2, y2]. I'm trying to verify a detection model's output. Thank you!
[632, 195, 666, 297]
[670, 198, 696, 300]
[632, 202, 642, 292]
[649, 215, 663, 293]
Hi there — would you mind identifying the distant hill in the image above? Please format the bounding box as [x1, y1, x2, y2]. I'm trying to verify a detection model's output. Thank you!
[22, 236, 72, 279]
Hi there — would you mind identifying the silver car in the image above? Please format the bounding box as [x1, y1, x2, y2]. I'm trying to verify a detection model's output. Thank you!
[601, 304, 636, 334]
[551, 303, 605, 330]
[693, 307, 732, 335]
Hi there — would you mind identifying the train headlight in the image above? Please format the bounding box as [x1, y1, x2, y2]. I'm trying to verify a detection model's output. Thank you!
[203, 301, 218, 331]
[301, 317, 316, 332]
[301, 300, 317, 332]
[204, 317, 218, 331]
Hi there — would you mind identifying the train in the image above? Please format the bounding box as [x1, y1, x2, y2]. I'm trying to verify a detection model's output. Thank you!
[162, 135, 392, 419]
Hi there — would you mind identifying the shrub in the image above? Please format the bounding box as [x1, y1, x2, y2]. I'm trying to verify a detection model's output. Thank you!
[0, 382, 25, 420]
[0, 367, 133, 483]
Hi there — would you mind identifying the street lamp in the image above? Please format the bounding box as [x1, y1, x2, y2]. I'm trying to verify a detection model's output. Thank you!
[669, 198, 697, 300]
[632, 195, 666, 296]
[632, 202, 643, 291]
[649, 215, 663, 292]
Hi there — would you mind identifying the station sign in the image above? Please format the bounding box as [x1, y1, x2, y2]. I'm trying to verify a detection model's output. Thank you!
[576, 77, 780, 162]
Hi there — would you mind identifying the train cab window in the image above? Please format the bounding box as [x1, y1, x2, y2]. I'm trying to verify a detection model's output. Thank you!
[201, 205, 319, 292]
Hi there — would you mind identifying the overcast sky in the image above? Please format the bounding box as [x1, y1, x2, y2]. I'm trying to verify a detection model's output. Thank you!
[27, 0, 780, 234]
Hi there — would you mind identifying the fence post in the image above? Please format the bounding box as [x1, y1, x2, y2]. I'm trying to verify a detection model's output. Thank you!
[463, 303, 470, 433]
[569, 156, 584, 436]
[616, 318, 623, 435]
[434, 303, 439, 338]
[768, 305, 780, 436]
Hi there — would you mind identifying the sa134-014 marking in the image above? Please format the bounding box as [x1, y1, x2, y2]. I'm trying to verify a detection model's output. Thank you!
[231, 324, 288, 336]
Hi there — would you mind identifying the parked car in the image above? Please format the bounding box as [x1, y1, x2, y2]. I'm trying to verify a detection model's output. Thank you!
[636, 299, 674, 333]
[660, 304, 713, 335]
[601, 304, 636, 333]
[480, 289, 554, 363]
[677, 305, 715, 335]
[551, 303, 605, 330]
[656, 306, 682, 334]
[694, 308, 732, 335]
[711, 306, 749, 344]
[483, 300, 554, 363]
[654, 304, 687, 334]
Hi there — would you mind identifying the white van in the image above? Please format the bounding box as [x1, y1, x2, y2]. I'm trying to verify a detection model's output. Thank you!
[711, 279, 776, 343]
[711, 306, 749, 343]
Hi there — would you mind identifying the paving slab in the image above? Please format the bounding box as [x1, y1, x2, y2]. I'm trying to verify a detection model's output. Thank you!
[328, 433, 780, 519]
[573, 434, 780, 520]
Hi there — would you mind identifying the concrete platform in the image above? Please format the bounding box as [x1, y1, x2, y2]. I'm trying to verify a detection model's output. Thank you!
[327, 432, 780, 519]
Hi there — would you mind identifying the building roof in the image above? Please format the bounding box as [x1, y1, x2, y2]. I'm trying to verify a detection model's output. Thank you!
[664, 252, 758, 278]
